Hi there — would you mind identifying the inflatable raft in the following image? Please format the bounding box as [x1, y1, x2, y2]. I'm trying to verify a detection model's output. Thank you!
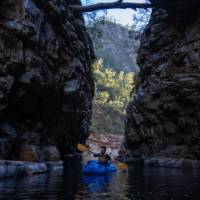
[83, 160, 117, 174]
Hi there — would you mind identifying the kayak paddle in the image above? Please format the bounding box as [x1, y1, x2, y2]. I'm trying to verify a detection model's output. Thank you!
[77, 143, 94, 154]
[77, 143, 128, 171]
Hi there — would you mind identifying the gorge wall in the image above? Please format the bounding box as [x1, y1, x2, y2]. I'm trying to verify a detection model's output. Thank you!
[0, 0, 94, 161]
[125, 0, 200, 160]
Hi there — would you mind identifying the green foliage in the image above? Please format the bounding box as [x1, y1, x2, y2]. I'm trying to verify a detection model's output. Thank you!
[92, 59, 135, 112]
[96, 91, 109, 103]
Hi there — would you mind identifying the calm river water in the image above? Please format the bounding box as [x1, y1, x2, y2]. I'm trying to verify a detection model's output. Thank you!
[0, 164, 200, 200]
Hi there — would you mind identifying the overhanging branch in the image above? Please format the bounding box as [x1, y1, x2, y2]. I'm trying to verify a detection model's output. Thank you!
[69, 1, 152, 12]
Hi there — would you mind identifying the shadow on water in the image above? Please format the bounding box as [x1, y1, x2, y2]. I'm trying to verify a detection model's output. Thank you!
[83, 174, 113, 193]
[127, 166, 200, 200]
[0, 171, 64, 199]
[0, 162, 200, 200]
[63, 160, 115, 199]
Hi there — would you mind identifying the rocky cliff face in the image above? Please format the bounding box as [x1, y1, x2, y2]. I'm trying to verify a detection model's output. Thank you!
[0, 0, 94, 161]
[88, 21, 139, 72]
[125, 0, 200, 160]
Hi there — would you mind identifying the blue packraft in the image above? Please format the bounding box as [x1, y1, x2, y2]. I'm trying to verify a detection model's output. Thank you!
[83, 160, 117, 174]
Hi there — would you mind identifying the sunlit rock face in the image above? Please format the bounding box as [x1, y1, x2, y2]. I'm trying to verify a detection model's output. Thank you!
[0, 0, 94, 160]
[125, 0, 200, 159]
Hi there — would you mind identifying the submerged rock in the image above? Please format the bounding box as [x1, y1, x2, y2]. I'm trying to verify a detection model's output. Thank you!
[0, 160, 63, 178]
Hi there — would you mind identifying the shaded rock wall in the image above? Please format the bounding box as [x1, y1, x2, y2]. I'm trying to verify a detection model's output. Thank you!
[0, 0, 94, 161]
[125, 0, 200, 159]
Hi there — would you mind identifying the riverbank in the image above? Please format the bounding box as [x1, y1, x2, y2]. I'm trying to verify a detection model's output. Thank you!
[0, 160, 63, 178]
[144, 157, 200, 169]
[124, 157, 200, 169]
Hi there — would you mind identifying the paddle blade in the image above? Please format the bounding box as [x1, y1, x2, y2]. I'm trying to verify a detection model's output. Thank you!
[77, 143, 89, 152]
[117, 162, 128, 171]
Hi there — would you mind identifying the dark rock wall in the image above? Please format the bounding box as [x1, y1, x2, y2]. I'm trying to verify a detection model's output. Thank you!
[0, 0, 94, 160]
[125, 0, 200, 159]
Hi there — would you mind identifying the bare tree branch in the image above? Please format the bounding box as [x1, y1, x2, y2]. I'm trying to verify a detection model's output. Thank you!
[69, 1, 152, 12]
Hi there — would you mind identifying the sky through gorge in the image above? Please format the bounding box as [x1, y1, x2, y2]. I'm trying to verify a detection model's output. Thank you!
[81, 0, 147, 26]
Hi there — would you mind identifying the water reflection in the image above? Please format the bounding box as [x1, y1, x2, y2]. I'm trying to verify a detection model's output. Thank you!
[0, 164, 200, 200]
[0, 171, 64, 200]
[126, 166, 200, 200]
[63, 162, 129, 200]
[83, 174, 113, 193]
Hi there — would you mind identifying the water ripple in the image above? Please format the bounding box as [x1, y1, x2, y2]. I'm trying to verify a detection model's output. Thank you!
[0, 166, 200, 200]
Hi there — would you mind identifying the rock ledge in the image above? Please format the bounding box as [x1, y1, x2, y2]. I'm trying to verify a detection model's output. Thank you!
[0, 160, 63, 178]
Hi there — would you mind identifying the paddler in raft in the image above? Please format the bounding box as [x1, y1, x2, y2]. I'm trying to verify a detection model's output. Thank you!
[93, 146, 111, 165]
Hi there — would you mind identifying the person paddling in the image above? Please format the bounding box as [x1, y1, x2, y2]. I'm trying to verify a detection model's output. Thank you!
[93, 146, 111, 164]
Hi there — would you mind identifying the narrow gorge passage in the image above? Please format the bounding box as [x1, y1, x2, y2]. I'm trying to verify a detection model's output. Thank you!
[0, 0, 199, 166]
[83, 16, 146, 162]
[0, 0, 200, 200]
